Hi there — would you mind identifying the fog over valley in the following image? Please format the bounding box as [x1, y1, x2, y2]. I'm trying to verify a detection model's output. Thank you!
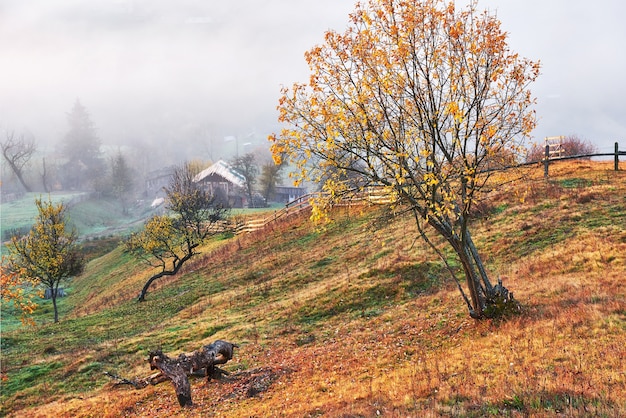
[1, 0, 356, 165]
[1, 0, 625, 169]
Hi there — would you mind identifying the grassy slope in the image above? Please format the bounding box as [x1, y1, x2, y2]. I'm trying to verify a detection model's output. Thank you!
[0, 192, 84, 240]
[1, 161, 625, 417]
[0, 193, 149, 242]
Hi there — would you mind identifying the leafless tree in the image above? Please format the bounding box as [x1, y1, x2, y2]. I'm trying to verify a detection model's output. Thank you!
[1, 132, 36, 192]
[259, 157, 285, 203]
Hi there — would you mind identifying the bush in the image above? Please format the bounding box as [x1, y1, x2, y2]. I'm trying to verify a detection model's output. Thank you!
[526, 135, 597, 162]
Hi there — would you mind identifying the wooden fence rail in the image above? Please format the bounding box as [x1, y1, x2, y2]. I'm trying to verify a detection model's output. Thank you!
[233, 185, 396, 235]
[540, 141, 624, 178]
[235, 141, 623, 234]
[234, 193, 317, 234]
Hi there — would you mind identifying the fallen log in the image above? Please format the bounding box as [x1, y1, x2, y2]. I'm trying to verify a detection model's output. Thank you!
[147, 340, 238, 407]
[149, 350, 193, 407]
[104, 340, 239, 407]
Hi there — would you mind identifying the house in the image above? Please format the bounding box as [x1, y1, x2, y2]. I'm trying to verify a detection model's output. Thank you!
[193, 160, 247, 208]
[144, 166, 175, 198]
[273, 185, 308, 203]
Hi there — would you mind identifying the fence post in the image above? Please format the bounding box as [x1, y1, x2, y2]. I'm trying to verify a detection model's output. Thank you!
[615, 142, 620, 171]
[543, 144, 550, 178]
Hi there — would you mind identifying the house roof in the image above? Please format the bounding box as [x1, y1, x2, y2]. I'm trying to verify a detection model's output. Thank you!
[193, 160, 246, 188]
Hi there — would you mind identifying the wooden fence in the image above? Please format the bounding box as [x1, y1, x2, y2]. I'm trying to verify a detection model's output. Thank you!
[233, 185, 396, 235]
[234, 141, 624, 235]
[234, 193, 316, 234]
[540, 141, 624, 178]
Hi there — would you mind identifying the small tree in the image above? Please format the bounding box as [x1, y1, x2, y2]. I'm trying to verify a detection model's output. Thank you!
[526, 135, 597, 162]
[271, 0, 539, 318]
[126, 163, 230, 302]
[561, 136, 597, 157]
[7, 198, 84, 323]
[109, 151, 135, 214]
[232, 153, 259, 207]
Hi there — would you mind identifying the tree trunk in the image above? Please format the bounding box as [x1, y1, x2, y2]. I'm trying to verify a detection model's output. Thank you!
[146, 340, 238, 407]
[14, 169, 32, 193]
[150, 355, 193, 407]
[427, 216, 484, 318]
[41, 157, 50, 194]
[450, 235, 518, 319]
[137, 272, 166, 302]
[431, 217, 516, 319]
[3, 157, 32, 192]
[455, 241, 484, 318]
[137, 252, 195, 302]
[51, 286, 59, 323]
[465, 230, 494, 293]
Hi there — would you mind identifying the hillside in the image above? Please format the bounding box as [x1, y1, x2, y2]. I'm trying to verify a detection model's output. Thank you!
[1, 161, 625, 417]
[0, 193, 155, 243]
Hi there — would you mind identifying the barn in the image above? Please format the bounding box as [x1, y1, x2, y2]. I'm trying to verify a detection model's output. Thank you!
[193, 160, 248, 208]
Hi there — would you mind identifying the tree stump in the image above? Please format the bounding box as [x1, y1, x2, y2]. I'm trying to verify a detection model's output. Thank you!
[147, 340, 238, 407]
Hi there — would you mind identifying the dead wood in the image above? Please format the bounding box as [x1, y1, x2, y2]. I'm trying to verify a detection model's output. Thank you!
[148, 350, 193, 407]
[103, 340, 237, 408]
[103, 371, 147, 389]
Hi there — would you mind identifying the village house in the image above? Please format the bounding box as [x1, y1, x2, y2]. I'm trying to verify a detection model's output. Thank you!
[193, 160, 248, 208]
[273, 185, 307, 203]
[145, 160, 308, 209]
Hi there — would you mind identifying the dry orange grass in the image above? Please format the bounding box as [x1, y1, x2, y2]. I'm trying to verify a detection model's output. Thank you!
[5, 160, 625, 417]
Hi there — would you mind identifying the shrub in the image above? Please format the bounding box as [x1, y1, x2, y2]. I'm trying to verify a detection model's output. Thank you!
[526, 135, 597, 162]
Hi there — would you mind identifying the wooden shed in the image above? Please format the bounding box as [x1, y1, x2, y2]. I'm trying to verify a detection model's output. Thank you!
[193, 160, 247, 208]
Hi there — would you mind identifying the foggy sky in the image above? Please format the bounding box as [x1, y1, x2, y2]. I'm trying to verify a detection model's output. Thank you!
[1, 0, 625, 165]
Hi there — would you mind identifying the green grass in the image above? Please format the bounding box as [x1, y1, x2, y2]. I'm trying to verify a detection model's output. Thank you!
[1, 192, 85, 240]
[1, 196, 292, 243]
[558, 178, 593, 189]
[66, 198, 138, 236]
[0, 274, 219, 402]
[1, 362, 65, 395]
[0, 193, 146, 241]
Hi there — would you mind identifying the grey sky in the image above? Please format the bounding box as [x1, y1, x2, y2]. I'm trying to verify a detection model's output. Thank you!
[481, 0, 626, 153]
[1, 0, 624, 163]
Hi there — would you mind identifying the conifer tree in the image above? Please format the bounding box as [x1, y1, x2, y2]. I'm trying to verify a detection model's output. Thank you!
[61, 99, 104, 190]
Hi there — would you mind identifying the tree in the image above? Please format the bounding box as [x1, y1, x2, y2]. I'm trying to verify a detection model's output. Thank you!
[109, 151, 135, 214]
[187, 159, 210, 178]
[258, 157, 285, 203]
[60, 99, 104, 190]
[232, 153, 260, 207]
[6, 198, 85, 323]
[41, 157, 51, 193]
[270, 0, 539, 319]
[1, 131, 36, 192]
[125, 163, 230, 302]
[0, 257, 39, 326]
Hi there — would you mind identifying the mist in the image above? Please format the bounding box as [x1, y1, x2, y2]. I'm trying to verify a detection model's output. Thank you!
[0, 0, 356, 166]
[1, 0, 624, 170]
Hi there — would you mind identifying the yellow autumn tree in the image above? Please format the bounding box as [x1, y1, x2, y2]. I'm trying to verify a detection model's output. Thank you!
[0, 258, 38, 326]
[6, 198, 84, 323]
[270, 0, 540, 318]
